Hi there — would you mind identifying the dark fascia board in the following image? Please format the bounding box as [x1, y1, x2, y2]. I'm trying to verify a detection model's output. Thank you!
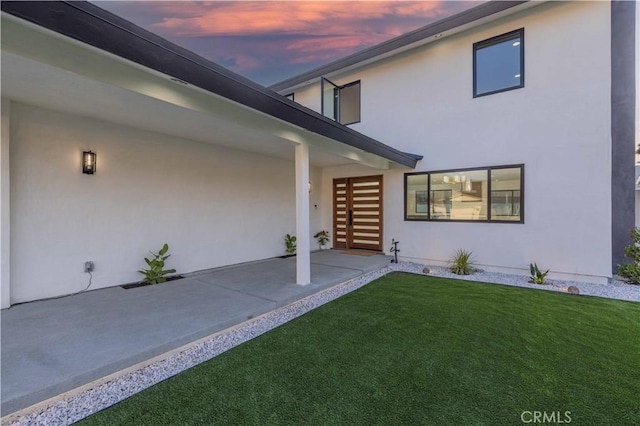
[0, 1, 419, 169]
[270, 0, 529, 92]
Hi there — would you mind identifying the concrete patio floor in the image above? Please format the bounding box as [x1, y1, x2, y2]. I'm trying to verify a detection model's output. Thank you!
[1, 250, 390, 416]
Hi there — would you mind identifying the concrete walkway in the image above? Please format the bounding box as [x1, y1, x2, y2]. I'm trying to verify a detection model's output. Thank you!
[1, 250, 390, 416]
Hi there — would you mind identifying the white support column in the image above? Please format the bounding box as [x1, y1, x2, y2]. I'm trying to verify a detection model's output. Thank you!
[295, 141, 311, 285]
[1, 99, 11, 308]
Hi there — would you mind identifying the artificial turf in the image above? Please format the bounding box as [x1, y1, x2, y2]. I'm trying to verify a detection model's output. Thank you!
[80, 273, 639, 425]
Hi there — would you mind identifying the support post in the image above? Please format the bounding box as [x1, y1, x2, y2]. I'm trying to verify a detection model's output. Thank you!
[295, 141, 311, 285]
[1, 99, 11, 308]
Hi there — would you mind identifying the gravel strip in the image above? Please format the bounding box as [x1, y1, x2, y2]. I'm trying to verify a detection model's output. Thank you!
[4, 261, 637, 425]
[409, 263, 640, 302]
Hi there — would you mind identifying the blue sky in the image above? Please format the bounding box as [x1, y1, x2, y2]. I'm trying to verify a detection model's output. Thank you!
[95, 1, 479, 85]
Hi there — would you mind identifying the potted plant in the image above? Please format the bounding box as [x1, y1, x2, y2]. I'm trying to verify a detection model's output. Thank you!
[314, 230, 330, 250]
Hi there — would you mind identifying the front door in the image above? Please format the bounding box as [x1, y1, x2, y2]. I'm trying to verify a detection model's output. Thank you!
[333, 175, 383, 251]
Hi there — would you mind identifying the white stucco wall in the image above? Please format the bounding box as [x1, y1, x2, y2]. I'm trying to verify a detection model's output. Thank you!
[301, 1, 612, 282]
[9, 102, 322, 304]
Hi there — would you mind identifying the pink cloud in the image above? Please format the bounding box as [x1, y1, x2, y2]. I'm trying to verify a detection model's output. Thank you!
[98, 1, 478, 83]
[149, 1, 471, 38]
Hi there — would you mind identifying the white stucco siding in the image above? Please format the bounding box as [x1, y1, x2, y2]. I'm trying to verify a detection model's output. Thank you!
[311, 1, 612, 282]
[293, 85, 321, 115]
[9, 102, 320, 303]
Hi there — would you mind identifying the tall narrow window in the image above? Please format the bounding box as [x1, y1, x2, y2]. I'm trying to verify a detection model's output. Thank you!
[321, 78, 361, 125]
[474, 29, 524, 97]
[490, 167, 522, 221]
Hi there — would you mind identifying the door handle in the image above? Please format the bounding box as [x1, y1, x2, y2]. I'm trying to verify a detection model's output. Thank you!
[349, 210, 353, 226]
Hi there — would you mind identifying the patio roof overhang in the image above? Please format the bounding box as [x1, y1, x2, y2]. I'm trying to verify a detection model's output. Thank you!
[0, 1, 423, 289]
[0, 1, 421, 170]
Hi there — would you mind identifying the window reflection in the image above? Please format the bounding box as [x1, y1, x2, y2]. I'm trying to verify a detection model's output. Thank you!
[430, 170, 488, 220]
[405, 165, 523, 223]
[474, 29, 524, 97]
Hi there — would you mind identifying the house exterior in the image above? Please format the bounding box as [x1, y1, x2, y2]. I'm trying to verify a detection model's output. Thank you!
[0, 1, 636, 308]
[0, 1, 419, 307]
[272, 0, 637, 285]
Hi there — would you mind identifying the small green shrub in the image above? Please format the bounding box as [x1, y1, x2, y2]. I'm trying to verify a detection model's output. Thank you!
[284, 234, 297, 255]
[314, 230, 330, 247]
[449, 249, 475, 275]
[617, 227, 640, 284]
[529, 263, 549, 285]
[138, 243, 176, 284]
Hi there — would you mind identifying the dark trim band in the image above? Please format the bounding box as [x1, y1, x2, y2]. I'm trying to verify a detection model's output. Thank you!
[611, 0, 636, 273]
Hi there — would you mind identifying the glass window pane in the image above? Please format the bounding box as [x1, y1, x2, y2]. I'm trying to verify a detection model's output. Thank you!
[490, 167, 522, 221]
[475, 32, 522, 96]
[322, 78, 337, 120]
[430, 170, 488, 220]
[339, 82, 360, 124]
[406, 174, 428, 220]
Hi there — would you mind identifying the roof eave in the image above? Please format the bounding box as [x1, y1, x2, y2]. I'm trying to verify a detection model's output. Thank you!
[0, 0, 419, 169]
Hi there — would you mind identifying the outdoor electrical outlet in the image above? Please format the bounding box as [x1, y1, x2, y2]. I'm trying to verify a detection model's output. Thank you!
[84, 261, 95, 273]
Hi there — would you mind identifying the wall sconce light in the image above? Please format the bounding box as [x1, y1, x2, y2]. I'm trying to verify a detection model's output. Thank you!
[82, 151, 96, 174]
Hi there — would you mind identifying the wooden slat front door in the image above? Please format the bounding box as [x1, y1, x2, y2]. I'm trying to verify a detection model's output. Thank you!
[333, 175, 383, 251]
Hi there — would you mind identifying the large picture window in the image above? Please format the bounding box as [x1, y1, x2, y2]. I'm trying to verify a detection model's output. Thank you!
[474, 29, 524, 97]
[405, 165, 524, 223]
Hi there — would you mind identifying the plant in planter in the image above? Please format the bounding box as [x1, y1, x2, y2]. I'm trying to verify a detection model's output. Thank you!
[138, 243, 177, 284]
[529, 263, 549, 284]
[449, 249, 475, 275]
[284, 234, 297, 255]
[314, 230, 330, 249]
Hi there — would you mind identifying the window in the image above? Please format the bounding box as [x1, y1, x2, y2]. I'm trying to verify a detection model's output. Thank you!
[405, 165, 524, 223]
[473, 29, 524, 97]
[321, 78, 361, 124]
[285, 92, 295, 101]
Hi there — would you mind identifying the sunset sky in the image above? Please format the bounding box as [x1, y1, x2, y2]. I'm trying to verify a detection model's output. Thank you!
[95, 1, 479, 85]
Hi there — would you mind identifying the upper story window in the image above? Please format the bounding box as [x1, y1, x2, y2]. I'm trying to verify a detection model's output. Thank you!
[473, 29, 524, 97]
[321, 78, 361, 125]
[285, 93, 295, 101]
[405, 164, 524, 223]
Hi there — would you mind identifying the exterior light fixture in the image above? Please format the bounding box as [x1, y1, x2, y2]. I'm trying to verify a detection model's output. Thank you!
[82, 151, 96, 174]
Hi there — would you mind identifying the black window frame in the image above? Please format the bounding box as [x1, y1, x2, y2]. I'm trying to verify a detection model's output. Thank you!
[404, 164, 525, 224]
[321, 78, 361, 125]
[284, 92, 295, 101]
[473, 28, 525, 98]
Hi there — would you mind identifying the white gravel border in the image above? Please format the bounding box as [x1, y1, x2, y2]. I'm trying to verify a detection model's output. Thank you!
[3, 261, 638, 425]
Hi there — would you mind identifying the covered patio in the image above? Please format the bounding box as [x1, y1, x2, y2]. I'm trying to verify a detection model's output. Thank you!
[0, 2, 419, 309]
[1, 250, 390, 416]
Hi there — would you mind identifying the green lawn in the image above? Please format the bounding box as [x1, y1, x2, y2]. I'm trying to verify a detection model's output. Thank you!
[81, 273, 639, 425]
